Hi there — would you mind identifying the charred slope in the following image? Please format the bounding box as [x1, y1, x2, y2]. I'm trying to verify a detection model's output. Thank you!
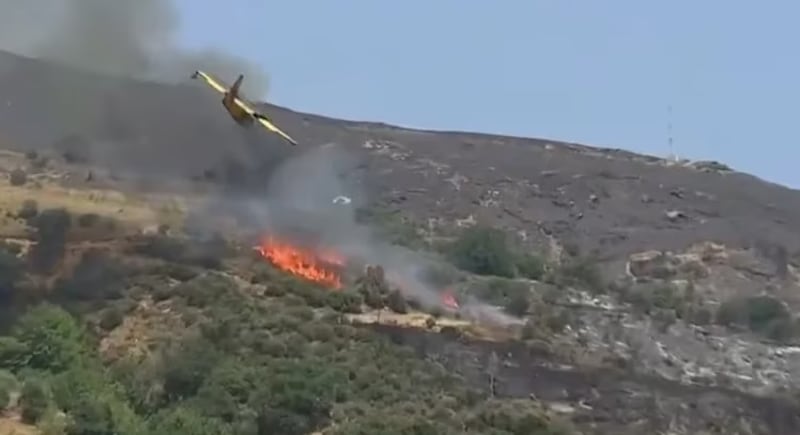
[369, 324, 800, 435]
[2, 50, 800, 262]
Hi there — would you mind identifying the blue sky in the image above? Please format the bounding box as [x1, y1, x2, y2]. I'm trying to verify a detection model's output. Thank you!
[175, 0, 800, 187]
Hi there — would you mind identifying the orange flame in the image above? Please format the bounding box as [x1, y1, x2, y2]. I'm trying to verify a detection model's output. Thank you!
[256, 236, 344, 289]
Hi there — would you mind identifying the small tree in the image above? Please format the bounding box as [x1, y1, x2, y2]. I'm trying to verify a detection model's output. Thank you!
[386, 290, 408, 314]
[12, 303, 86, 372]
[448, 226, 515, 278]
[66, 393, 115, 435]
[19, 379, 50, 424]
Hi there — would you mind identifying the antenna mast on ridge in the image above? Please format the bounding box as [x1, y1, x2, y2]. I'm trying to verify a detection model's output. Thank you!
[667, 104, 677, 162]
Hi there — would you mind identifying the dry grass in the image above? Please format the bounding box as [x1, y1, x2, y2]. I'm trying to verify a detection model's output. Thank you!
[347, 309, 516, 341]
[98, 297, 189, 363]
[0, 417, 37, 435]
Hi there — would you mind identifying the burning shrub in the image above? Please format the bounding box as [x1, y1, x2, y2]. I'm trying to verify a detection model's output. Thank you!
[256, 236, 344, 290]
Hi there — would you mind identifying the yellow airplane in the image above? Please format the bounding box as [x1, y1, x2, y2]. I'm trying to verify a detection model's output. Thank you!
[191, 70, 298, 146]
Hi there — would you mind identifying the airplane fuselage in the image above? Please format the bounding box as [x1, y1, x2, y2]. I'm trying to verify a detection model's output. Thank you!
[222, 96, 254, 126]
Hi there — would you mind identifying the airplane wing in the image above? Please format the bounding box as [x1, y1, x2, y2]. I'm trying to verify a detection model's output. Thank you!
[192, 70, 228, 94]
[192, 70, 298, 146]
[253, 113, 298, 146]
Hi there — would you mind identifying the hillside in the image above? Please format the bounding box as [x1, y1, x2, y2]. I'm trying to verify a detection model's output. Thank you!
[0, 49, 799, 434]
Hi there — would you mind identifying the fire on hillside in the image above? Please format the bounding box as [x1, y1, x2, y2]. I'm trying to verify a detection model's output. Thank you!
[255, 235, 345, 289]
[253, 234, 463, 316]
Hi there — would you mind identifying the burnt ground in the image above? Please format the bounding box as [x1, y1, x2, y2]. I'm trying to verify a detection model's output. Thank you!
[370, 324, 800, 435]
[3, 49, 800, 433]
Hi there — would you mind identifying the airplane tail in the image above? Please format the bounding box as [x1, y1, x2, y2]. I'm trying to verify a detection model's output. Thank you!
[229, 74, 244, 99]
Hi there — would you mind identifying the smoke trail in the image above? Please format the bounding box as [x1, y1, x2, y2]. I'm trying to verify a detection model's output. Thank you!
[0, 0, 268, 96]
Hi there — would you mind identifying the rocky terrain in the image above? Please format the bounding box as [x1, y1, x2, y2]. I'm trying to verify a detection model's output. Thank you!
[1, 49, 800, 434]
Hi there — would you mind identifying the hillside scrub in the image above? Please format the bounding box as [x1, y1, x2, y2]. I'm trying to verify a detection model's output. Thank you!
[29, 207, 72, 274]
[447, 226, 546, 280]
[716, 295, 798, 342]
[0, 247, 573, 435]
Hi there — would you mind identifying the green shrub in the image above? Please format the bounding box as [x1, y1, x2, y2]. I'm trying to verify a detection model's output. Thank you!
[447, 226, 515, 278]
[326, 291, 363, 314]
[470, 278, 529, 308]
[12, 303, 86, 372]
[716, 295, 795, 341]
[99, 306, 125, 331]
[0, 369, 18, 410]
[386, 290, 408, 314]
[19, 378, 50, 424]
[516, 253, 545, 280]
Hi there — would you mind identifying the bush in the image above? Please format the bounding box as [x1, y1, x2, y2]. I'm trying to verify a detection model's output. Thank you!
[0, 245, 23, 301]
[326, 291, 363, 314]
[9, 168, 27, 186]
[12, 303, 86, 372]
[470, 278, 529, 308]
[0, 369, 18, 410]
[99, 306, 125, 331]
[386, 290, 408, 314]
[17, 199, 38, 221]
[516, 253, 545, 280]
[447, 226, 516, 278]
[66, 392, 116, 435]
[76, 212, 101, 228]
[503, 291, 530, 317]
[716, 295, 794, 340]
[56, 250, 128, 301]
[554, 257, 606, 293]
[0, 337, 28, 370]
[29, 208, 72, 274]
[19, 379, 50, 423]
